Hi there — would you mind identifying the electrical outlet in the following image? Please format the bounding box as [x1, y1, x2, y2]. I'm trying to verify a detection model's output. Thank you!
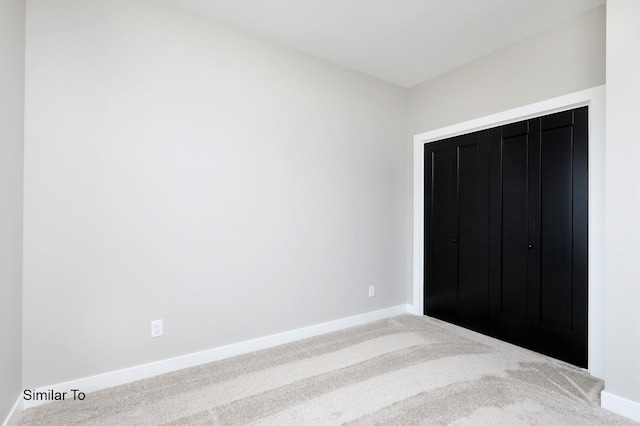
[368, 285, 375, 297]
[151, 319, 163, 338]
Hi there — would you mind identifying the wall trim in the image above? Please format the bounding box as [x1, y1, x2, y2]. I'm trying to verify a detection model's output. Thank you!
[602, 391, 640, 422]
[22, 304, 410, 410]
[411, 85, 606, 378]
[1, 397, 23, 426]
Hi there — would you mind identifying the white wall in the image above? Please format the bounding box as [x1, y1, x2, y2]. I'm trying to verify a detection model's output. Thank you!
[23, 0, 408, 388]
[602, 0, 640, 421]
[0, 0, 25, 422]
[407, 5, 606, 136]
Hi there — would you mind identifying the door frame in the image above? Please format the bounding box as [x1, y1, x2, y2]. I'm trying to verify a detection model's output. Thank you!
[412, 85, 605, 377]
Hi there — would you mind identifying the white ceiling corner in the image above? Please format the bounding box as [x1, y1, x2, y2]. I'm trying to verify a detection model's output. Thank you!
[161, 0, 605, 88]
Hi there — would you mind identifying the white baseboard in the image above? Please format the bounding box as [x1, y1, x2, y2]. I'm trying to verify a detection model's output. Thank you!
[1, 397, 23, 426]
[601, 390, 640, 422]
[23, 305, 410, 409]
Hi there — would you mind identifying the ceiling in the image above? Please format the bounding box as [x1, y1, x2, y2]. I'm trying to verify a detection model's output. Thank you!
[162, 0, 605, 88]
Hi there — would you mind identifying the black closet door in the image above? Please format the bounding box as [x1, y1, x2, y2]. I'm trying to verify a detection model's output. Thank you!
[488, 107, 588, 367]
[424, 106, 588, 368]
[424, 131, 489, 330]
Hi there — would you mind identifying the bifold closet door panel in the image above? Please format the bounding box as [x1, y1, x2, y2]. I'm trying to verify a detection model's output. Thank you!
[539, 111, 576, 330]
[424, 132, 489, 326]
[488, 120, 541, 322]
[457, 134, 490, 319]
[538, 107, 589, 352]
[424, 139, 458, 319]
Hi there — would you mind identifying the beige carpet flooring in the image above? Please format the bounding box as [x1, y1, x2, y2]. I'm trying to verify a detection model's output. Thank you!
[18, 314, 636, 425]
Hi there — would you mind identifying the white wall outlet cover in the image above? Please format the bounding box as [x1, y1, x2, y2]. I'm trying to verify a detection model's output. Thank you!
[369, 286, 375, 297]
[151, 320, 163, 338]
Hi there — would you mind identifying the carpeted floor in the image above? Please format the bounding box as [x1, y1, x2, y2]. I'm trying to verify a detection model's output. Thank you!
[19, 314, 636, 425]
